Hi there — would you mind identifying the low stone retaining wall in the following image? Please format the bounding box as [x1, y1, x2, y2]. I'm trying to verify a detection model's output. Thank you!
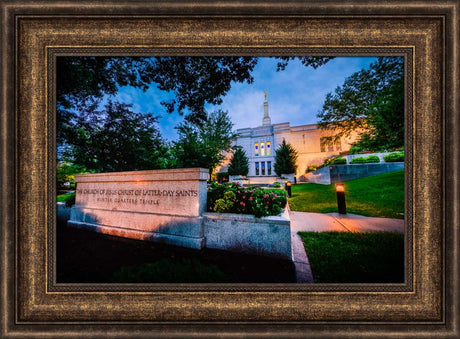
[343, 152, 394, 163]
[229, 175, 249, 186]
[245, 176, 278, 185]
[302, 162, 404, 184]
[203, 208, 292, 260]
[301, 166, 331, 184]
[329, 162, 404, 183]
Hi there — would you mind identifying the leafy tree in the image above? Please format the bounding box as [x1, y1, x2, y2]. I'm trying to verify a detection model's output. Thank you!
[57, 56, 334, 145]
[274, 139, 298, 176]
[63, 101, 167, 172]
[317, 57, 404, 150]
[57, 57, 258, 144]
[56, 56, 335, 173]
[173, 110, 235, 173]
[276, 56, 334, 71]
[227, 146, 249, 176]
[56, 162, 87, 190]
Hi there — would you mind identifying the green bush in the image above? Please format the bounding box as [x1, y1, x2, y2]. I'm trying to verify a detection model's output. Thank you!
[365, 155, 380, 163]
[306, 164, 318, 172]
[273, 182, 282, 188]
[348, 146, 364, 155]
[320, 155, 339, 168]
[350, 157, 367, 164]
[64, 192, 76, 207]
[214, 191, 236, 213]
[350, 155, 380, 164]
[331, 157, 347, 165]
[207, 182, 238, 211]
[207, 182, 287, 218]
[57, 163, 87, 190]
[384, 152, 404, 162]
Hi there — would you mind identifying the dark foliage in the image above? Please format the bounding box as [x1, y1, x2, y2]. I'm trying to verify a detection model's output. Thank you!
[173, 110, 235, 173]
[318, 57, 404, 151]
[274, 139, 298, 176]
[227, 146, 249, 176]
[62, 101, 168, 172]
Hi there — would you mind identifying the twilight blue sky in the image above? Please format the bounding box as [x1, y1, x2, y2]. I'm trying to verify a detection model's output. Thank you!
[110, 57, 378, 141]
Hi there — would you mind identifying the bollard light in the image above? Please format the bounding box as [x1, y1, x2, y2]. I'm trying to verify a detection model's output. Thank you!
[285, 181, 292, 198]
[335, 183, 346, 214]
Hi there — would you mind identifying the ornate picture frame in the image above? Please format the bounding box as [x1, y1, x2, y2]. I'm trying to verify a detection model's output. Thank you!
[1, 1, 458, 337]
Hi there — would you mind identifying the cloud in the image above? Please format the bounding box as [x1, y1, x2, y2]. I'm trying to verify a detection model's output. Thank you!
[222, 57, 377, 130]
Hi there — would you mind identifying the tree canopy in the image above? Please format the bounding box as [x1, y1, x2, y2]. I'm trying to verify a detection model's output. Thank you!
[274, 139, 298, 176]
[62, 101, 168, 172]
[57, 56, 334, 142]
[172, 109, 235, 173]
[56, 56, 334, 172]
[57, 56, 258, 144]
[317, 56, 404, 150]
[227, 146, 249, 176]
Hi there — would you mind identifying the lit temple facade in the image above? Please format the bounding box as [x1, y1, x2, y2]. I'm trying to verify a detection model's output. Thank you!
[230, 98, 359, 184]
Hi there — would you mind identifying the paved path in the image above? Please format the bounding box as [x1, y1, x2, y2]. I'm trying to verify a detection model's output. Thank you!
[290, 211, 405, 234]
[289, 211, 405, 283]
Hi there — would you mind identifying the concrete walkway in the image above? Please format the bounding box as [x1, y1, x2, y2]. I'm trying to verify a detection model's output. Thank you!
[289, 211, 405, 283]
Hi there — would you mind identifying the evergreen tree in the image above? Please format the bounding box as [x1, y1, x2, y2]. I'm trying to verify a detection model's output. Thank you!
[227, 146, 249, 176]
[274, 139, 298, 176]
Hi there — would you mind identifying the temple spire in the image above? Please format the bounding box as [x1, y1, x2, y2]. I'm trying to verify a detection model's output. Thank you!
[262, 92, 271, 126]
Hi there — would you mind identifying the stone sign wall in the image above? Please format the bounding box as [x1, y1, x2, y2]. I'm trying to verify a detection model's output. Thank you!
[68, 168, 209, 249]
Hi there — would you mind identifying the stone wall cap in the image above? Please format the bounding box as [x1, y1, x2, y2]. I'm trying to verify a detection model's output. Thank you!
[203, 212, 290, 225]
[75, 167, 209, 183]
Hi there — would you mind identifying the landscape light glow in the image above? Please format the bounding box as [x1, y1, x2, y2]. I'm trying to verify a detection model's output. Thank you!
[335, 184, 346, 214]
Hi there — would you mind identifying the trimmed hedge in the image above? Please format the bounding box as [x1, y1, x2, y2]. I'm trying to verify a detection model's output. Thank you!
[331, 157, 347, 165]
[350, 157, 367, 164]
[384, 152, 404, 162]
[364, 155, 380, 163]
[350, 155, 380, 164]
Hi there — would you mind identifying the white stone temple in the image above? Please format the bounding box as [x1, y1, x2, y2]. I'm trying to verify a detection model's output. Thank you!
[228, 96, 359, 184]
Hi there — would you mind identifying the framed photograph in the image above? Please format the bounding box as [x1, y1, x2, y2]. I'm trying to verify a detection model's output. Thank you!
[1, 1, 458, 338]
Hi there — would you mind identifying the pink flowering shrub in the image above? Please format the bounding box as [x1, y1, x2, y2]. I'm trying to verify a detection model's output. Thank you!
[207, 182, 287, 218]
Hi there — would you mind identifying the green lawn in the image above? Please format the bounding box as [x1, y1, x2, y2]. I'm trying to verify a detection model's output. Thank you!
[57, 192, 74, 202]
[299, 231, 405, 283]
[289, 170, 404, 219]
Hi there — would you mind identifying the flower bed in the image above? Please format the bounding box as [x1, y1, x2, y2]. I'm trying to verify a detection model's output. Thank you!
[207, 182, 287, 218]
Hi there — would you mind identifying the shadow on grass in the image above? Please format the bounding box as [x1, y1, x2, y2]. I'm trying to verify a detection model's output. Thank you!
[57, 221, 295, 283]
[298, 231, 404, 283]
